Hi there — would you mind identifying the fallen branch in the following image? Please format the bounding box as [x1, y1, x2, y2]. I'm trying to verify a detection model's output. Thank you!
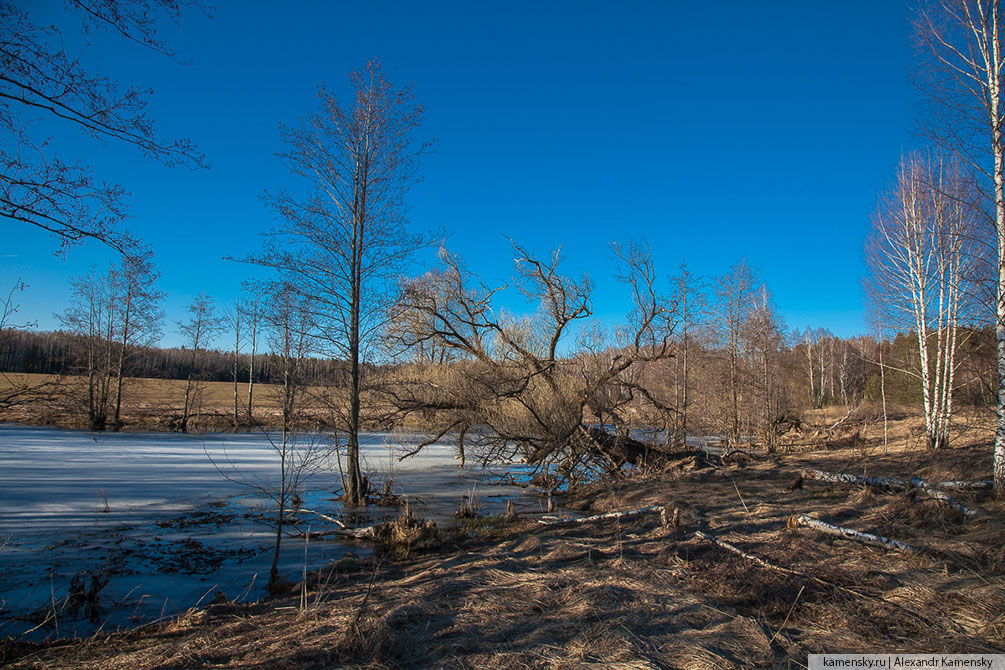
[827, 404, 859, 431]
[696, 528, 966, 637]
[294, 525, 377, 540]
[538, 505, 666, 526]
[908, 478, 981, 517]
[788, 514, 925, 555]
[295, 509, 347, 528]
[934, 480, 993, 491]
[694, 531, 810, 578]
[800, 469, 982, 517]
[801, 469, 906, 491]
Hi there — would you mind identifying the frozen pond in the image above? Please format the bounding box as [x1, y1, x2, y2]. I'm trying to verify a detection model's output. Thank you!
[0, 425, 543, 640]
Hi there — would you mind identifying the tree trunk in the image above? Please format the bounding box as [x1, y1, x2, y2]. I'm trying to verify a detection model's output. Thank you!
[232, 316, 240, 431]
[879, 326, 888, 454]
[112, 344, 125, 431]
[992, 17, 1005, 497]
[181, 374, 193, 433]
[806, 333, 815, 408]
[730, 342, 739, 446]
[247, 313, 256, 423]
[681, 321, 688, 449]
[112, 285, 132, 432]
[269, 433, 286, 588]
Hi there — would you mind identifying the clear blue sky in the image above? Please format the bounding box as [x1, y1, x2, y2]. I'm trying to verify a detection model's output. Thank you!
[2, 1, 921, 347]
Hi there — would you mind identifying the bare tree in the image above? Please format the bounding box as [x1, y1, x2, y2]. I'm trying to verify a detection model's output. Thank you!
[866, 154, 983, 449]
[58, 266, 118, 429]
[260, 285, 323, 588]
[178, 292, 221, 433]
[713, 260, 758, 446]
[381, 240, 677, 488]
[669, 262, 705, 448]
[1, 1, 206, 258]
[224, 300, 245, 430]
[244, 292, 261, 423]
[743, 285, 785, 448]
[250, 61, 432, 505]
[915, 0, 1005, 491]
[108, 255, 163, 429]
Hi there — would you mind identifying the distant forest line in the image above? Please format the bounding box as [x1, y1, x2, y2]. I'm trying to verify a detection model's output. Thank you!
[2, 321, 997, 418]
[0, 328, 367, 386]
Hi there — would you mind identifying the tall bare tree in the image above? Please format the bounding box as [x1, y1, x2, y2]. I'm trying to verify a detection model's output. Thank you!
[108, 255, 163, 429]
[251, 61, 432, 505]
[1, 1, 205, 258]
[669, 262, 705, 447]
[244, 292, 261, 423]
[916, 0, 1005, 491]
[713, 260, 758, 446]
[743, 285, 785, 448]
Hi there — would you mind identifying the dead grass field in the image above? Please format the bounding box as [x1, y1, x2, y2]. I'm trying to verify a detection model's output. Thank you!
[0, 373, 286, 430]
[3, 408, 1003, 669]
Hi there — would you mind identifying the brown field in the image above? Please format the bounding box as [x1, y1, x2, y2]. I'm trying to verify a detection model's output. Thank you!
[0, 373, 288, 431]
[2, 408, 1003, 668]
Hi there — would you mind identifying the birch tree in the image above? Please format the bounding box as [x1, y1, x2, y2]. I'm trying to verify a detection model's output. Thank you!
[866, 154, 982, 449]
[252, 61, 432, 505]
[244, 293, 261, 423]
[915, 0, 1005, 492]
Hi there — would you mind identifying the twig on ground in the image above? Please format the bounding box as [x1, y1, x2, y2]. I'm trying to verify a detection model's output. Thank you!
[767, 584, 804, 646]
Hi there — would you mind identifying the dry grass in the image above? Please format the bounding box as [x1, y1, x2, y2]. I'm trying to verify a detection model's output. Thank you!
[0, 373, 287, 430]
[4, 412, 1004, 669]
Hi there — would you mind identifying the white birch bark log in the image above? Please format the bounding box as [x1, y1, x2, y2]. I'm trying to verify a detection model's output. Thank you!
[788, 514, 925, 555]
[801, 469, 982, 517]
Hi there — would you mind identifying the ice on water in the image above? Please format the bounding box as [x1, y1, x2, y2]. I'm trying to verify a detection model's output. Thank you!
[0, 425, 538, 639]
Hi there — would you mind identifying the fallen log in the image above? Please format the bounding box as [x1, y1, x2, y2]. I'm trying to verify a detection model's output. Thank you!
[934, 480, 993, 491]
[537, 504, 666, 526]
[801, 469, 906, 491]
[788, 514, 925, 555]
[908, 478, 981, 517]
[800, 469, 982, 517]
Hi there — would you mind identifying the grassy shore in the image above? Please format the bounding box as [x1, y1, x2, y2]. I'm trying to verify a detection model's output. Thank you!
[2, 409, 1002, 668]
